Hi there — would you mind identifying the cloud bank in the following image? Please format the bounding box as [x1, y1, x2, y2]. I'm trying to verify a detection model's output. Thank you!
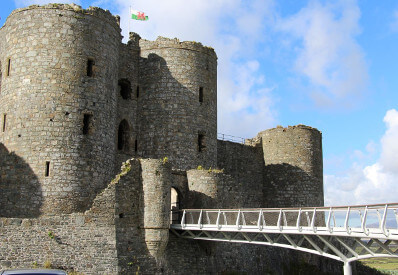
[277, 0, 368, 108]
[325, 109, 398, 206]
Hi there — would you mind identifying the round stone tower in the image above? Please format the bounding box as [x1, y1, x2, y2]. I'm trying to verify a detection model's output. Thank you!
[138, 37, 217, 170]
[0, 4, 121, 214]
[259, 125, 324, 208]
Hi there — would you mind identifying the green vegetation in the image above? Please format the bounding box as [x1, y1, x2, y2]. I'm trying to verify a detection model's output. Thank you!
[360, 258, 398, 274]
[48, 231, 55, 239]
[196, 165, 224, 173]
[111, 159, 132, 185]
[43, 260, 52, 269]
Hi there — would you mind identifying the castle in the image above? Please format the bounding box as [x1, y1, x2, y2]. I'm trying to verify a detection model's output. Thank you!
[0, 4, 325, 274]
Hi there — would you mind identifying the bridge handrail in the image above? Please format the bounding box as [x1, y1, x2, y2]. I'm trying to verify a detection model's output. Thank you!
[172, 203, 398, 240]
[176, 202, 398, 211]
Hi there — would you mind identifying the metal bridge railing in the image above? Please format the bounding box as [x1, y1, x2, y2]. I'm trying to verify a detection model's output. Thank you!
[170, 203, 398, 275]
[171, 203, 398, 239]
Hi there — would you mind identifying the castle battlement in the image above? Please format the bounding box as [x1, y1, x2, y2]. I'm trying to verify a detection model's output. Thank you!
[7, 3, 121, 30]
[139, 36, 217, 57]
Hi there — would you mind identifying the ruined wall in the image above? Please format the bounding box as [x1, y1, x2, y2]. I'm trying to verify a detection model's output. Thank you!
[138, 37, 217, 170]
[114, 33, 141, 170]
[0, 4, 121, 214]
[0, 176, 119, 274]
[259, 125, 324, 207]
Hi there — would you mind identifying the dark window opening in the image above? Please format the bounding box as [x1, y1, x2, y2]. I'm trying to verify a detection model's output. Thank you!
[83, 114, 93, 135]
[118, 79, 132, 100]
[45, 161, 50, 177]
[119, 213, 124, 218]
[6, 58, 11, 77]
[118, 119, 130, 151]
[2, 114, 6, 132]
[199, 87, 204, 103]
[134, 138, 138, 152]
[136, 86, 140, 98]
[198, 133, 206, 152]
[87, 58, 94, 77]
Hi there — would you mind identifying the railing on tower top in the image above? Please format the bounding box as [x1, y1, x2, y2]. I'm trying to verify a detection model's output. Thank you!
[217, 133, 246, 144]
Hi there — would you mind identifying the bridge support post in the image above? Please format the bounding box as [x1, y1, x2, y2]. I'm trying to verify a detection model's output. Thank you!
[343, 262, 352, 275]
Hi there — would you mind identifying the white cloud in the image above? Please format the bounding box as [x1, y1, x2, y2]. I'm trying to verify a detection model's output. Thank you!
[380, 109, 398, 173]
[14, 0, 80, 7]
[277, 0, 368, 108]
[390, 10, 398, 32]
[325, 109, 398, 206]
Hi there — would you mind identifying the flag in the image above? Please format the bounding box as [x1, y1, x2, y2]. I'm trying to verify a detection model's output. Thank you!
[131, 9, 148, 21]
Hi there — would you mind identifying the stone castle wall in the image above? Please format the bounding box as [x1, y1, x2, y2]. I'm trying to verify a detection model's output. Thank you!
[259, 125, 324, 207]
[217, 140, 265, 207]
[138, 37, 217, 170]
[0, 4, 327, 274]
[1, 159, 335, 275]
[0, 4, 122, 214]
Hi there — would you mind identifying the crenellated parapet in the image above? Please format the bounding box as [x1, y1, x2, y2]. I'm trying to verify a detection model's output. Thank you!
[7, 4, 121, 30]
[139, 36, 217, 57]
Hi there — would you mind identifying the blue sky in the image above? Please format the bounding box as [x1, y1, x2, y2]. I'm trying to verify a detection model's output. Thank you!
[1, 0, 397, 206]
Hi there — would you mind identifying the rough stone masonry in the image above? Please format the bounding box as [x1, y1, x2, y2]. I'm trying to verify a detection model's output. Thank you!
[0, 4, 331, 274]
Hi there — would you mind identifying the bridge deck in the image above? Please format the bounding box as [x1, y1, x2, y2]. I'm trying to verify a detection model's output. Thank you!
[170, 203, 398, 275]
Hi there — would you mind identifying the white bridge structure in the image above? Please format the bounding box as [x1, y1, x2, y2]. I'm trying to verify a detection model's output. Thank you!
[170, 203, 398, 275]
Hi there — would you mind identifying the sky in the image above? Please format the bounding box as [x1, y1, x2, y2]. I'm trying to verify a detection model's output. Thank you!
[1, 0, 397, 207]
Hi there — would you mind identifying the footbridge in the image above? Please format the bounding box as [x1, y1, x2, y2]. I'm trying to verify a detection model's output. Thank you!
[170, 203, 398, 275]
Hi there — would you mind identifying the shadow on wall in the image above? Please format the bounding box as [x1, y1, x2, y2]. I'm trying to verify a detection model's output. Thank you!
[137, 52, 216, 170]
[0, 143, 42, 217]
[264, 163, 324, 208]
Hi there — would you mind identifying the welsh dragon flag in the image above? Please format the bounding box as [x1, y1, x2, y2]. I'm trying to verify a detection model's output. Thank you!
[131, 9, 148, 21]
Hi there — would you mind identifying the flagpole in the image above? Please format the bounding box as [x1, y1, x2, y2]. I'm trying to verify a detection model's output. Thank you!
[128, 6, 131, 37]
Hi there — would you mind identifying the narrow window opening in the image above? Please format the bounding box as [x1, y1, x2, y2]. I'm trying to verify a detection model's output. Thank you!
[2, 114, 6, 132]
[198, 133, 206, 152]
[6, 58, 11, 77]
[83, 114, 93, 135]
[134, 138, 138, 152]
[118, 119, 130, 151]
[45, 161, 50, 177]
[199, 87, 204, 103]
[136, 86, 140, 98]
[87, 58, 94, 77]
[119, 213, 124, 218]
[118, 79, 132, 99]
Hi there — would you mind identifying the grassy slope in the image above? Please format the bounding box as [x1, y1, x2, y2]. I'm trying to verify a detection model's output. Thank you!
[360, 258, 398, 274]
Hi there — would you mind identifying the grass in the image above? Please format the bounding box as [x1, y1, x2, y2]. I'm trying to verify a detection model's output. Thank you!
[359, 257, 398, 274]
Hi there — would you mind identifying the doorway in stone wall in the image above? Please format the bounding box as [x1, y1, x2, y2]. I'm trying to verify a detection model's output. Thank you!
[170, 187, 180, 224]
